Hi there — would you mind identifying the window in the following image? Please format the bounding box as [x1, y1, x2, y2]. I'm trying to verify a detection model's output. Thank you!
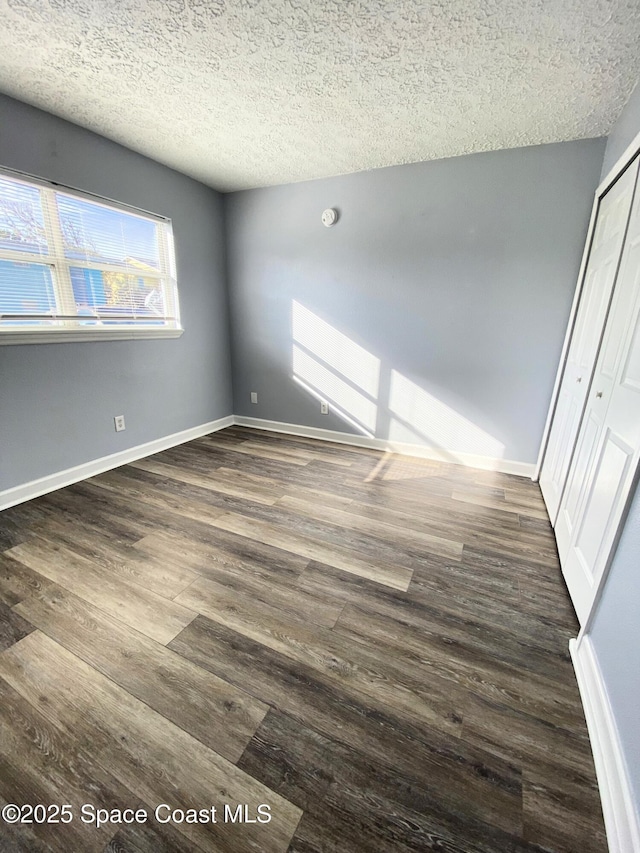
[0, 168, 181, 343]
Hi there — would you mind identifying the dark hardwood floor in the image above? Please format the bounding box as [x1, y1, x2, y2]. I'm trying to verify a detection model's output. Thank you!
[0, 426, 607, 852]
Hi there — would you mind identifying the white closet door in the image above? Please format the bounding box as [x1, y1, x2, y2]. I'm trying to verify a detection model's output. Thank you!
[556, 166, 640, 624]
[540, 160, 639, 524]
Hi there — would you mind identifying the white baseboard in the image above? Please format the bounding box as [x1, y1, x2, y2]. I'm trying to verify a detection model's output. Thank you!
[0, 411, 535, 512]
[0, 415, 234, 512]
[570, 636, 640, 853]
[233, 416, 536, 478]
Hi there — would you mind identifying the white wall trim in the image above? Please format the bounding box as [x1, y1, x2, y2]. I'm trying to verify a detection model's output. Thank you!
[534, 192, 600, 483]
[598, 127, 640, 198]
[0, 327, 184, 346]
[233, 416, 536, 478]
[536, 132, 640, 484]
[0, 411, 535, 513]
[570, 636, 640, 853]
[0, 415, 234, 511]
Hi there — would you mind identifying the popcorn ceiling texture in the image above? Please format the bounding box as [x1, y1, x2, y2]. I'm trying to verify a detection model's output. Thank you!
[0, 0, 638, 191]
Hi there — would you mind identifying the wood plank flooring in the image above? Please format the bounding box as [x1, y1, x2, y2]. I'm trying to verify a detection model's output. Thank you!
[0, 426, 606, 852]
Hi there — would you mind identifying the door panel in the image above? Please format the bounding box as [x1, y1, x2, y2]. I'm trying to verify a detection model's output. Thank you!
[545, 395, 578, 492]
[555, 410, 602, 558]
[599, 233, 640, 383]
[619, 251, 640, 390]
[573, 430, 632, 578]
[540, 159, 639, 524]
[556, 162, 640, 624]
[572, 260, 615, 371]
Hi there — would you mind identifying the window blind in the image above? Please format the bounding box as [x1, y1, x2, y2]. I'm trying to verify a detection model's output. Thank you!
[0, 169, 181, 341]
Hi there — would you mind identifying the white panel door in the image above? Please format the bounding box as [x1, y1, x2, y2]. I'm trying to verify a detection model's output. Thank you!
[540, 159, 639, 524]
[556, 169, 640, 624]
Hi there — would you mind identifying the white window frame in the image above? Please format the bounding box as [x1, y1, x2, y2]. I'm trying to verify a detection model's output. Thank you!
[0, 166, 183, 345]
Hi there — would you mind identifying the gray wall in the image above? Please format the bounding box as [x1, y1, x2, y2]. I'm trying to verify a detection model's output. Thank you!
[0, 94, 232, 492]
[600, 82, 640, 180]
[590, 483, 640, 806]
[226, 139, 605, 464]
[590, 82, 640, 808]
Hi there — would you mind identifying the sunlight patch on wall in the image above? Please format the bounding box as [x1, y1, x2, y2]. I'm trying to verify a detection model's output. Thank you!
[292, 345, 378, 434]
[292, 302, 380, 435]
[290, 303, 504, 460]
[292, 302, 380, 397]
[388, 370, 504, 459]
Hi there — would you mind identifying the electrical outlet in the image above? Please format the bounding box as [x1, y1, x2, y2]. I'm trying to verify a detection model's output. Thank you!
[320, 401, 329, 415]
[250, 392, 258, 404]
[114, 415, 126, 432]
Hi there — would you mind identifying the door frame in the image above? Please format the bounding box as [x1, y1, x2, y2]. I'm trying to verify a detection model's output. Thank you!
[535, 127, 640, 635]
[535, 128, 640, 484]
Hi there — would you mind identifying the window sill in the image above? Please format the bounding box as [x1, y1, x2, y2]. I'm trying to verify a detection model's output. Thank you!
[0, 327, 184, 345]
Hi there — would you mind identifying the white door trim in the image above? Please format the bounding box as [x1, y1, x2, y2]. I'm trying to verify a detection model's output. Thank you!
[536, 127, 640, 482]
[535, 195, 601, 481]
[570, 634, 640, 853]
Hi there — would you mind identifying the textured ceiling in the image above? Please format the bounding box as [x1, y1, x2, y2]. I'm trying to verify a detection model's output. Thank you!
[0, 0, 639, 192]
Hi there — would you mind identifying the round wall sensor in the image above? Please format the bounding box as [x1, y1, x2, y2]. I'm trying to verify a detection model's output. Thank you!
[322, 208, 338, 227]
